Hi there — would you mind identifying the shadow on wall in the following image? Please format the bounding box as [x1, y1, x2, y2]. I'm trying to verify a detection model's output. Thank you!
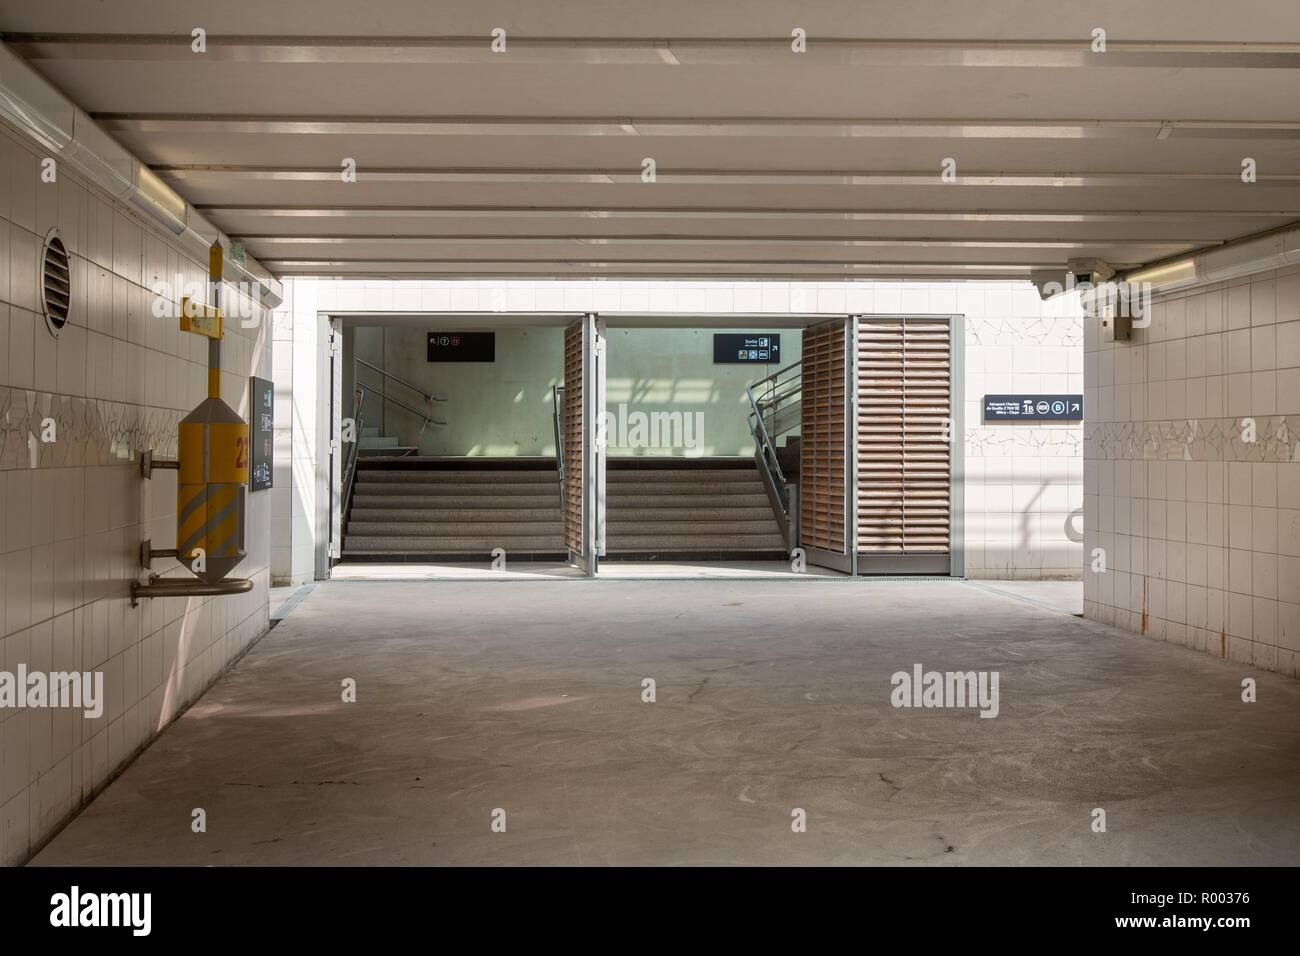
[963, 474, 1084, 577]
[605, 375, 752, 457]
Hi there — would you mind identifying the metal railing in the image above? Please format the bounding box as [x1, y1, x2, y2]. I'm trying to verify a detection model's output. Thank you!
[352, 355, 447, 450]
[340, 385, 367, 523]
[341, 359, 448, 523]
[354, 381, 447, 447]
[746, 360, 802, 548]
[552, 384, 566, 509]
[354, 356, 445, 410]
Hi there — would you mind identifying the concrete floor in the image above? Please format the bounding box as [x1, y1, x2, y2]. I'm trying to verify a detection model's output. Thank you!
[31, 579, 1300, 866]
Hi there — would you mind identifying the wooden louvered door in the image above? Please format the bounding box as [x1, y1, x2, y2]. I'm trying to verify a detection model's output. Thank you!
[798, 319, 851, 571]
[563, 321, 584, 564]
[563, 315, 605, 575]
[856, 317, 953, 574]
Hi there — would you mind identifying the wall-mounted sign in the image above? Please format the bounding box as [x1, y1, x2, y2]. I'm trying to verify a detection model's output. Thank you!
[249, 375, 274, 491]
[427, 331, 495, 363]
[713, 333, 781, 364]
[983, 394, 1083, 422]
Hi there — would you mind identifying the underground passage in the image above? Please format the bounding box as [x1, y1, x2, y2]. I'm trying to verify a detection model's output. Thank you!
[0, 0, 1298, 939]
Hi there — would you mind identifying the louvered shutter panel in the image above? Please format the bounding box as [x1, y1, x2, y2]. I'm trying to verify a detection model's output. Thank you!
[857, 318, 951, 556]
[563, 321, 583, 555]
[799, 319, 848, 554]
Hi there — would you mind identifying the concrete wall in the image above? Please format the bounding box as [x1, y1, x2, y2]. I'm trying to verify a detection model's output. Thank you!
[961, 284, 1085, 580]
[1083, 264, 1300, 677]
[313, 278, 1084, 580]
[605, 327, 800, 457]
[350, 324, 801, 457]
[270, 279, 327, 585]
[0, 123, 272, 864]
[355, 325, 562, 457]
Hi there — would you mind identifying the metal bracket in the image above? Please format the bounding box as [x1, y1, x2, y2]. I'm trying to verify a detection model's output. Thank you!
[139, 538, 179, 571]
[140, 449, 179, 480]
[131, 576, 253, 608]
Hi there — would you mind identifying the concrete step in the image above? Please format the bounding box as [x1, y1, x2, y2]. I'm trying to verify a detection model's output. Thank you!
[606, 480, 766, 496]
[348, 521, 564, 536]
[358, 447, 419, 457]
[351, 494, 560, 509]
[604, 533, 786, 550]
[611, 506, 775, 521]
[344, 535, 565, 552]
[354, 482, 560, 497]
[350, 507, 561, 522]
[359, 435, 401, 449]
[606, 469, 759, 483]
[606, 492, 772, 508]
[607, 519, 780, 535]
[358, 469, 558, 483]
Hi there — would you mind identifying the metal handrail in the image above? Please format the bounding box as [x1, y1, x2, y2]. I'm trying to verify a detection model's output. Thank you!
[340, 386, 366, 523]
[552, 385, 566, 509]
[745, 361, 803, 545]
[354, 356, 446, 405]
[355, 381, 447, 431]
[746, 360, 802, 491]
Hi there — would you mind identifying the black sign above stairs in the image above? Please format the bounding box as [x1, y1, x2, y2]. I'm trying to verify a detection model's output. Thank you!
[427, 332, 495, 362]
[712, 333, 781, 364]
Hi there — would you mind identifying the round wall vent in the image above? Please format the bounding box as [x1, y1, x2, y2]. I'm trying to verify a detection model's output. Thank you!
[41, 228, 71, 337]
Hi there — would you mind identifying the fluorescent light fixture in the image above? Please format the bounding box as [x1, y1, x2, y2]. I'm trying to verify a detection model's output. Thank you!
[1120, 224, 1300, 293]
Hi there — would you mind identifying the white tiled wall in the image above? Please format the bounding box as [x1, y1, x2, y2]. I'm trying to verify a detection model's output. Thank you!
[270, 278, 323, 585]
[961, 284, 1085, 579]
[0, 123, 272, 864]
[1083, 264, 1300, 677]
[301, 276, 1085, 579]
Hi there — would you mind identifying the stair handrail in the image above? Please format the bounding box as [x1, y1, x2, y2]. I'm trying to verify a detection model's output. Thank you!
[552, 385, 566, 509]
[746, 360, 801, 489]
[340, 385, 367, 525]
[746, 360, 802, 547]
[354, 381, 447, 432]
[354, 356, 446, 407]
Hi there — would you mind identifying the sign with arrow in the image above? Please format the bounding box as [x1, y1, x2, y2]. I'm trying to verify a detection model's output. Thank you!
[983, 394, 1083, 422]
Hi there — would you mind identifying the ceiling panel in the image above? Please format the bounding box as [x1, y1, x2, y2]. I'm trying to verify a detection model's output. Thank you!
[3, 0, 1298, 280]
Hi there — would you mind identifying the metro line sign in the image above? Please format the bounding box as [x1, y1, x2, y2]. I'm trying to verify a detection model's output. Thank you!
[982, 394, 1083, 421]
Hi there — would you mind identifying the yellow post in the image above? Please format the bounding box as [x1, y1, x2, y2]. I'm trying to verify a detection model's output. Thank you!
[208, 241, 224, 399]
[175, 240, 249, 583]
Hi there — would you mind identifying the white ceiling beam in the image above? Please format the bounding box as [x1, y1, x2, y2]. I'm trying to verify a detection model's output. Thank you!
[96, 115, 1300, 140]
[242, 235, 1201, 251]
[10, 34, 1300, 68]
[196, 206, 1300, 223]
[260, 260, 1039, 277]
[155, 165, 1300, 187]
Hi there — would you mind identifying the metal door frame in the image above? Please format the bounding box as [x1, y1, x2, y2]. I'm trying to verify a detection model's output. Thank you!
[574, 313, 606, 576]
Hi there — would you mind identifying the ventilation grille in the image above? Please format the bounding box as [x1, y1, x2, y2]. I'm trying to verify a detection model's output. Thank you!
[41, 232, 71, 334]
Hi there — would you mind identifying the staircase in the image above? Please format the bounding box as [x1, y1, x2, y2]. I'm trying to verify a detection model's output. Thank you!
[605, 458, 786, 558]
[358, 425, 418, 457]
[342, 460, 565, 560]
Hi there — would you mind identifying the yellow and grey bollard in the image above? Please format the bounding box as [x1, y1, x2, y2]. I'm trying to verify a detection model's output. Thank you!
[175, 241, 248, 583]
